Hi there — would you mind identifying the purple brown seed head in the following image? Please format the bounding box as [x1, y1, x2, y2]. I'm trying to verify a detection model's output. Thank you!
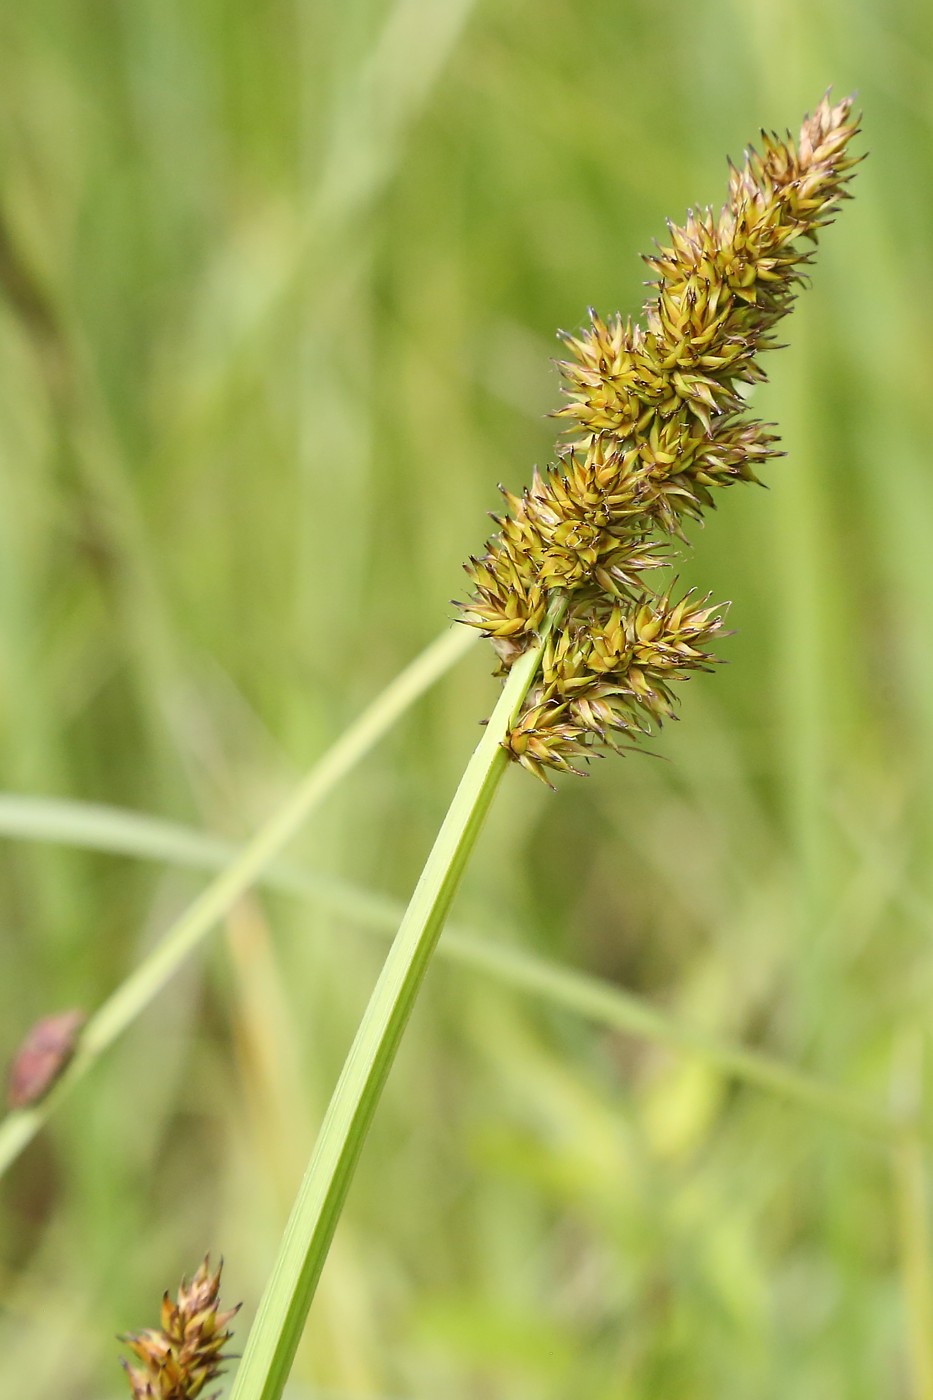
[6, 1009, 85, 1110]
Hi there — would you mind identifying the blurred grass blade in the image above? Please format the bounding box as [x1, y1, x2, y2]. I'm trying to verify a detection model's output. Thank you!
[894, 1128, 933, 1400]
[228, 609, 560, 1400]
[211, 0, 480, 375]
[0, 623, 476, 1178]
[441, 937, 894, 1138]
[0, 795, 895, 1140]
[891, 1033, 933, 1400]
[0, 794, 257, 871]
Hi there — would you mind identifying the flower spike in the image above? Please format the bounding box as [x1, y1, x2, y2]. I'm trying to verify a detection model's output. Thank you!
[120, 1257, 239, 1400]
[460, 94, 860, 780]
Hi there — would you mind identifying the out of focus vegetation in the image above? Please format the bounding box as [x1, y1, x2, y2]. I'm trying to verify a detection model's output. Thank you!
[0, 1, 931, 1396]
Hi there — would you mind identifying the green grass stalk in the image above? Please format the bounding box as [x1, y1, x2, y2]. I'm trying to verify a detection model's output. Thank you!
[227, 598, 564, 1400]
[894, 1127, 933, 1400]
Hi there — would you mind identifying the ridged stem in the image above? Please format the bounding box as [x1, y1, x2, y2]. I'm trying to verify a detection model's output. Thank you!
[229, 597, 565, 1400]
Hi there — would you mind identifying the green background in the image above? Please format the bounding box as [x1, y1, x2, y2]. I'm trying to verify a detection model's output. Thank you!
[0, 0, 931, 1395]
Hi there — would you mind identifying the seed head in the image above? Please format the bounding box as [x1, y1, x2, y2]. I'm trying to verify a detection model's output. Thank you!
[120, 1257, 239, 1400]
[460, 94, 860, 782]
[6, 1008, 85, 1109]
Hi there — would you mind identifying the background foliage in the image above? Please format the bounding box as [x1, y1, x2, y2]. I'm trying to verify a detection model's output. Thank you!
[0, 0, 931, 1396]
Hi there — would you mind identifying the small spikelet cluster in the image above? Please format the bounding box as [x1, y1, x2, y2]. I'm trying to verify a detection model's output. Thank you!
[460, 95, 859, 782]
[120, 1257, 239, 1400]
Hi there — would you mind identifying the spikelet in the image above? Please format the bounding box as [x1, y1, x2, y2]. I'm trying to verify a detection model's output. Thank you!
[120, 1257, 239, 1400]
[460, 94, 860, 783]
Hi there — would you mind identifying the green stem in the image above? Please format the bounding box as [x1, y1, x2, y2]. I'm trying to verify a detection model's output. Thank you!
[229, 604, 561, 1400]
[894, 1127, 933, 1400]
[0, 623, 477, 1178]
[890, 1034, 933, 1400]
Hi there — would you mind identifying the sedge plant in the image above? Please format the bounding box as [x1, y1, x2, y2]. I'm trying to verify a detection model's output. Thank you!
[120, 96, 860, 1399]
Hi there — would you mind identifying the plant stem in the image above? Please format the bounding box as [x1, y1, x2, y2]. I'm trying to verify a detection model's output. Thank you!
[891, 1033, 933, 1400]
[894, 1127, 933, 1400]
[229, 602, 563, 1400]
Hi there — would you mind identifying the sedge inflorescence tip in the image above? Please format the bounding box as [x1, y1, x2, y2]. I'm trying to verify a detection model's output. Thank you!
[120, 1256, 239, 1400]
[459, 93, 860, 784]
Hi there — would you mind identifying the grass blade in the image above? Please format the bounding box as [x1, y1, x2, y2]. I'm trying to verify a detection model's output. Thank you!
[0, 796, 895, 1143]
[0, 623, 477, 1177]
[227, 611, 559, 1400]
